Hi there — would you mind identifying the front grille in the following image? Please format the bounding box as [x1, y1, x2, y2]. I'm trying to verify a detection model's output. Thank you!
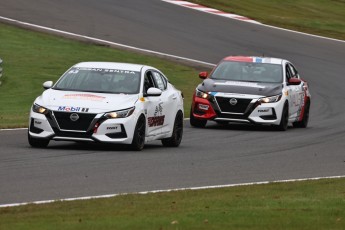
[53, 111, 96, 131]
[215, 97, 252, 113]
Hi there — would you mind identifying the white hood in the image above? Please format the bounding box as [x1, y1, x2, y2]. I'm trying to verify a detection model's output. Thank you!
[36, 89, 139, 113]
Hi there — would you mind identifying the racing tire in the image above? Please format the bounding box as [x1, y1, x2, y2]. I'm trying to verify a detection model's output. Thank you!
[276, 102, 289, 131]
[161, 110, 183, 147]
[131, 115, 146, 151]
[190, 108, 207, 128]
[293, 100, 310, 128]
[28, 132, 49, 148]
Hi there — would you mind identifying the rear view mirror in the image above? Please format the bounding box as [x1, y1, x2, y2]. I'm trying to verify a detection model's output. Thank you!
[288, 78, 302, 85]
[43, 81, 53, 89]
[147, 87, 162, 97]
[199, 72, 208, 79]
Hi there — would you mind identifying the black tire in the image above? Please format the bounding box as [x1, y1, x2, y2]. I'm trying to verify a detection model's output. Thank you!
[162, 110, 183, 147]
[293, 100, 310, 128]
[28, 132, 49, 148]
[131, 115, 146, 151]
[190, 107, 207, 128]
[276, 102, 289, 131]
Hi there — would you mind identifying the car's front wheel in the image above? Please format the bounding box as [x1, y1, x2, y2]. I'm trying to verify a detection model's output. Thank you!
[162, 110, 183, 147]
[28, 132, 50, 148]
[293, 99, 310, 128]
[276, 102, 289, 131]
[190, 107, 207, 128]
[131, 115, 146, 151]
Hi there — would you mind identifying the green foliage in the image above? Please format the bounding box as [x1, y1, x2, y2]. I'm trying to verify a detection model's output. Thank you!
[1, 178, 345, 229]
[190, 0, 345, 40]
[0, 23, 202, 128]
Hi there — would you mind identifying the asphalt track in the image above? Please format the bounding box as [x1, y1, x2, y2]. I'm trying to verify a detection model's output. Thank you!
[0, 0, 345, 205]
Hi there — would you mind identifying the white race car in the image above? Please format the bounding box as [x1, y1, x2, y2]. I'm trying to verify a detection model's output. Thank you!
[190, 56, 311, 130]
[28, 62, 184, 150]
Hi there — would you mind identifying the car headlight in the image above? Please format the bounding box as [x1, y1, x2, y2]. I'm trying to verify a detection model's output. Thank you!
[259, 94, 282, 103]
[104, 107, 135, 119]
[32, 104, 49, 114]
[195, 88, 209, 99]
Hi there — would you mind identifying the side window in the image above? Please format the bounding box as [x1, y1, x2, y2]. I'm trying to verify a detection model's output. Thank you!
[144, 71, 156, 94]
[152, 71, 167, 91]
[288, 64, 299, 78]
[285, 64, 292, 82]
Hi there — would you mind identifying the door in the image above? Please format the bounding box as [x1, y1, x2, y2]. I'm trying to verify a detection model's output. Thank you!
[144, 70, 163, 137]
[151, 70, 176, 134]
[285, 63, 302, 119]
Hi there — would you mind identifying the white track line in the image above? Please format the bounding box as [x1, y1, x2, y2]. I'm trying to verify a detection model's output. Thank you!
[1, 175, 344, 208]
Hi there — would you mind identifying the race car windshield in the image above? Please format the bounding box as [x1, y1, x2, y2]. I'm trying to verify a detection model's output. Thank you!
[53, 68, 141, 94]
[211, 61, 283, 83]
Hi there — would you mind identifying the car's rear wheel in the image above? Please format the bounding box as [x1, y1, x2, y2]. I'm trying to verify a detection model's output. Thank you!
[276, 102, 289, 131]
[162, 110, 183, 147]
[28, 132, 49, 148]
[190, 107, 207, 128]
[131, 115, 146, 151]
[293, 99, 310, 128]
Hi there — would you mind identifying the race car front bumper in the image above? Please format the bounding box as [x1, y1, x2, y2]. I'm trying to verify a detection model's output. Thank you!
[191, 93, 285, 125]
[28, 109, 138, 144]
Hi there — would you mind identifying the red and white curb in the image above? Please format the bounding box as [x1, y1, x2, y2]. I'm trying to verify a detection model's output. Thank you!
[162, 0, 261, 24]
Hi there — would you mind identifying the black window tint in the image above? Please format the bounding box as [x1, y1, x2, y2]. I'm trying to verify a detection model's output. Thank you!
[288, 64, 299, 78]
[285, 65, 292, 81]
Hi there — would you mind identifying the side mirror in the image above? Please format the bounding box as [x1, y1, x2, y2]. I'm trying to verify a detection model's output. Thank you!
[288, 78, 301, 85]
[199, 72, 208, 79]
[43, 81, 53, 89]
[146, 87, 162, 97]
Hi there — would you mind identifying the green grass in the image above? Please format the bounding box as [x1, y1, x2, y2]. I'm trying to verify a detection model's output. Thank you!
[1, 178, 344, 229]
[189, 0, 345, 40]
[0, 23, 203, 128]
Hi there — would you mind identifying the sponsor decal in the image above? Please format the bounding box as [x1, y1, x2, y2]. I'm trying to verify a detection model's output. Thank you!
[58, 106, 89, 112]
[34, 120, 42, 125]
[107, 126, 119, 130]
[148, 116, 165, 127]
[198, 104, 209, 110]
[148, 104, 165, 127]
[258, 109, 269, 113]
[63, 94, 105, 101]
[78, 68, 136, 75]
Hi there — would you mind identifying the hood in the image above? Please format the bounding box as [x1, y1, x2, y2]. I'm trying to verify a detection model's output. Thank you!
[35, 89, 139, 113]
[198, 79, 283, 97]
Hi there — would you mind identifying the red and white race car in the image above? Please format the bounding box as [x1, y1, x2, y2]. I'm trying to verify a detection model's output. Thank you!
[190, 56, 311, 131]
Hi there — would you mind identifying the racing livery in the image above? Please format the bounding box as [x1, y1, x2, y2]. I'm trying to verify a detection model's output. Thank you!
[190, 56, 311, 130]
[28, 62, 184, 150]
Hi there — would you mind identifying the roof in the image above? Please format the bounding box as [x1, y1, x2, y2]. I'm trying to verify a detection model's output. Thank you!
[73, 62, 148, 71]
[222, 56, 284, 65]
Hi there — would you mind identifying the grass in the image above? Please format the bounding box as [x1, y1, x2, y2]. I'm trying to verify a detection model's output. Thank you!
[0, 23, 203, 128]
[189, 0, 345, 40]
[0, 178, 344, 229]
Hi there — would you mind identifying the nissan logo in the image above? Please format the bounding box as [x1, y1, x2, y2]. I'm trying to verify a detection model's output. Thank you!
[70, 113, 79, 122]
[229, 98, 238, 106]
